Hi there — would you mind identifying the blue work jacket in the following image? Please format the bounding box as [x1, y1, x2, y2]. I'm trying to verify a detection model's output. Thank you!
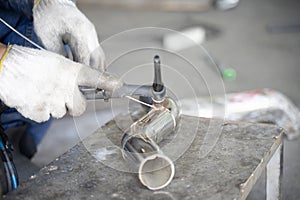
[0, 0, 39, 47]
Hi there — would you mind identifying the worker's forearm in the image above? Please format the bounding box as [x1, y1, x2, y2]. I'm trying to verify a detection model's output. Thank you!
[0, 43, 7, 60]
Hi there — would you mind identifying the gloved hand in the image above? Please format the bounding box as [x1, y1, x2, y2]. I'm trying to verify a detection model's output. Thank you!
[33, 0, 105, 71]
[0, 45, 122, 123]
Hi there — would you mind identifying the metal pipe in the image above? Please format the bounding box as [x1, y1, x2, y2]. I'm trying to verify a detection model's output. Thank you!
[121, 97, 179, 190]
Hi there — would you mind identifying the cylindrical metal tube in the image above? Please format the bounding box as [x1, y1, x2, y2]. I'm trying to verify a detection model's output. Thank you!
[122, 130, 175, 190]
[121, 97, 179, 190]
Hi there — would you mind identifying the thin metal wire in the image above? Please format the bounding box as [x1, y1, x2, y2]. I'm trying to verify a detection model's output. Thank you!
[125, 96, 154, 108]
[0, 17, 44, 50]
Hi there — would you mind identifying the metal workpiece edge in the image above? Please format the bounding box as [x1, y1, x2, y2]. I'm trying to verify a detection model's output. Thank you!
[238, 130, 284, 200]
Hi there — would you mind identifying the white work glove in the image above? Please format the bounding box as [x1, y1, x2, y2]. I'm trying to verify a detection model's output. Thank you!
[33, 0, 105, 71]
[0, 45, 122, 123]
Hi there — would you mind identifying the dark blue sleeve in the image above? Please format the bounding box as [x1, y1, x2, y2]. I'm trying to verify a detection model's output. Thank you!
[0, 0, 34, 18]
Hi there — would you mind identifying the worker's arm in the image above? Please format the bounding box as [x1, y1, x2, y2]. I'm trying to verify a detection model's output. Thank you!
[33, 0, 106, 71]
[0, 44, 122, 123]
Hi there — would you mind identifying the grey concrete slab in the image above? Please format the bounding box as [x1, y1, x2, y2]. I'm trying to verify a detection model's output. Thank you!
[5, 116, 283, 200]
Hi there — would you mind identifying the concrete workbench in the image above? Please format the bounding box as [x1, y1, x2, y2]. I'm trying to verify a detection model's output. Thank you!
[4, 115, 284, 200]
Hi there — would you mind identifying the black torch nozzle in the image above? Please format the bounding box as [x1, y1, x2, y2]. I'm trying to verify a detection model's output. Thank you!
[153, 55, 164, 92]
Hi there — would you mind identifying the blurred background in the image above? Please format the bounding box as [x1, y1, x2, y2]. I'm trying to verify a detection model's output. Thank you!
[12, 0, 300, 199]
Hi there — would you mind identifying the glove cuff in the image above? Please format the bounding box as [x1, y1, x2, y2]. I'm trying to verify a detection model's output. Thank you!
[0, 45, 12, 72]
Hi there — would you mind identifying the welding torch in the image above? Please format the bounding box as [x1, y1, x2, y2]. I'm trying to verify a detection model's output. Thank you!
[80, 55, 165, 103]
[81, 55, 179, 190]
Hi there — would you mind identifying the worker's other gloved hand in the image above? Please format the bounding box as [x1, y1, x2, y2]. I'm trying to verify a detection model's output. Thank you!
[33, 0, 106, 71]
[0, 45, 122, 123]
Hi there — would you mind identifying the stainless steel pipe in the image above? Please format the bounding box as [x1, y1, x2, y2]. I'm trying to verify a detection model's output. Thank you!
[121, 97, 179, 190]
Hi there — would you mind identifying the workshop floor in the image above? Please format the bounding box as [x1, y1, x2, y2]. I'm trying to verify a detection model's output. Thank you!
[15, 0, 300, 199]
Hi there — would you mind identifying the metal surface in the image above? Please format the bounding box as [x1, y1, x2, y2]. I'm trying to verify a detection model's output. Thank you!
[121, 97, 179, 190]
[5, 115, 284, 200]
[120, 55, 179, 190]
[238, 129, 283, 200]
[266, 143, 283, 200]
